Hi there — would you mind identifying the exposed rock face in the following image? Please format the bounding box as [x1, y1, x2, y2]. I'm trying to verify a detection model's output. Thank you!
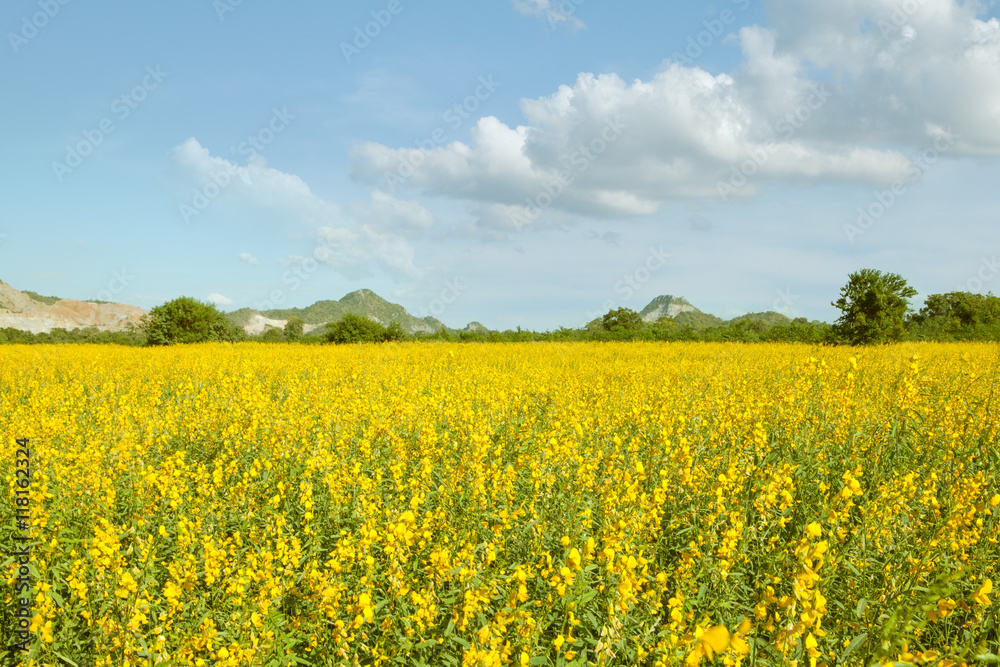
[0, 280, 147, 334]
[231, 289, 448, 336]
[639, 295, 699, 322]
[243, 314, 322, 336]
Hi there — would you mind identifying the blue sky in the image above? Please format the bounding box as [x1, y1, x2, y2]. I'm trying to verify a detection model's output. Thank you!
[2, 0, 998, 330]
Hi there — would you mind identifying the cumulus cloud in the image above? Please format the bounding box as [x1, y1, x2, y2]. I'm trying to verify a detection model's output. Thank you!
[512, 0, 585, 30]
[349, 190, 436, 231]
[168, 139, 424, 281]
[206, 293, 233, 306]
[239, 252, 260, 266]
[352, 0, 1000, 229]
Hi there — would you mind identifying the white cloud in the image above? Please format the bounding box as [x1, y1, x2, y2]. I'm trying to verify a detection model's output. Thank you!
[239, 252, 260, 266]
[168, 140, 423, 281]
[349, 190, 436, 231]
[206, 293, 233, 306]
[352, 1, 1000, 229]
[512, 0, 585, 30]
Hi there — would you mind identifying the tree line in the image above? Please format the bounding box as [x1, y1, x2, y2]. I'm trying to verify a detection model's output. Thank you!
[3, 270, 999, 346]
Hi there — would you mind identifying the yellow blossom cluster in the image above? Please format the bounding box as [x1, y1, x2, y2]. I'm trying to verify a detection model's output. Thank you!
[0, 341, 997, 665]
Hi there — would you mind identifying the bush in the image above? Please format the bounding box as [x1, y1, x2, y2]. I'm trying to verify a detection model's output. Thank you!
[284, 317, 305, 341]
[325, 313, 393, 344]
[144, 297, 247, 346]
[602, 307, 644, 331]
[260, 328, 285, 343]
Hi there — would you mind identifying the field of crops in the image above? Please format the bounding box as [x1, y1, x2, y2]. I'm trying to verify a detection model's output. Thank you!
[1, 342, 997, 666]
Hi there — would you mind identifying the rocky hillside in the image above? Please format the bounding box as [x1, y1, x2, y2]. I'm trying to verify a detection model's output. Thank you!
[639, 295, 699, 322]
[226, 289, 454, 336]
[0, 280, 147, 334]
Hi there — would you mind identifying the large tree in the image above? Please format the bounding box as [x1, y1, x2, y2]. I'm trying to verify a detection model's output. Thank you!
[602, 307, 644, 332]
[143, 297, 246, 346]
[832, 269, 917, 345]
[283, 316, 305, 341]
[325, 313, 388, 344]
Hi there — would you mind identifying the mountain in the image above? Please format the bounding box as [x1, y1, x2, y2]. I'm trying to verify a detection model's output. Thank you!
[639, 295, 699, 322]
[226, 289, 450, 336]
[0, 280, 146, 334]
[638, 298, 793, 331]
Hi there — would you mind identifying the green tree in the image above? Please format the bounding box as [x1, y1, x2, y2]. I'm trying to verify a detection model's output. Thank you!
[143, 297, 247, 346]
[832, 269, 917, 345]
[383, 321, 405, 342]
[602, 307, 644, 331]
[260, 327, 285, 343]
[325, 313, 387, 344]
[907, 292, 1000, 341]
[653, 316, 678, 331]
[283, 316, 305, 341]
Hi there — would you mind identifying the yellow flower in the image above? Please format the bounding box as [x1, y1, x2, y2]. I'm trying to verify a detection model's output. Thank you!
[699, 625, 730, 660]
[567, 547, 582, 570]
[163, 580, 182, 602]
[806, 522, 822, 538]
[973, 579, 992, 606]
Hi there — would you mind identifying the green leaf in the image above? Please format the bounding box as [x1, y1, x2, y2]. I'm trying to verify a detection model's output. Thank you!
[840, 632, 868, 663]
[529, 657, 549, 665]
[50, 589, 66, 609]
[54, 651, 80, 667]
[855, 598, 868, 619]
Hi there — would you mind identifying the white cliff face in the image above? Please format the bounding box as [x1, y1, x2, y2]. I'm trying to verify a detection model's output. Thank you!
[0, 280, 147, 333]
[242, 314, 323, 335]
[641, 301, 697, 322]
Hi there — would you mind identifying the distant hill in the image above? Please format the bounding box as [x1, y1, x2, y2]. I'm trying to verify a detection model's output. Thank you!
[0, 279, 146, 334]
[226, 289, 458, 336]
[637, 295, 725, 330]
[0, 280, 814, 339]
[638, 298, 795, 331]
[639, 295, 698, 322]
[673, 310, 725, 330]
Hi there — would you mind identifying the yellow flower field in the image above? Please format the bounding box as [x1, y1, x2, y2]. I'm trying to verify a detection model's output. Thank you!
[1, 342, 997, 666]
